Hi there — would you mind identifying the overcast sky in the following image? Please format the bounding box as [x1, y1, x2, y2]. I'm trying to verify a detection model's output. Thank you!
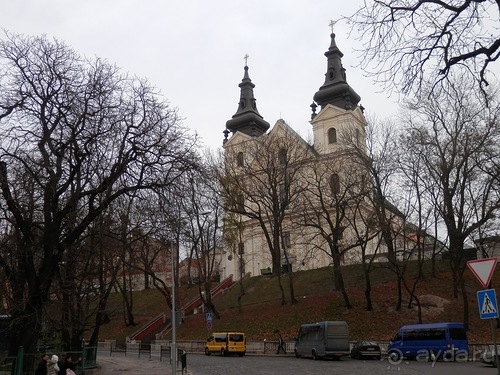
[2, 1, 406, 149]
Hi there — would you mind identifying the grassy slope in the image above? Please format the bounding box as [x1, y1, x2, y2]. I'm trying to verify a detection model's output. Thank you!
[98, 260, 496, 344]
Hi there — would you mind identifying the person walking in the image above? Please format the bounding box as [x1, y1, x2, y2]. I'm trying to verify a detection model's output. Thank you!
[277, 333, 286, 354]
[35, 353, 49, 375]
[57, 354, 66, 375]
[63, 355, 80, 375]
[47, 355, 59, 375]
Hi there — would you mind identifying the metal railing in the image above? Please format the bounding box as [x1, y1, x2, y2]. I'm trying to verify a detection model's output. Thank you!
[1, 343, 97, 375]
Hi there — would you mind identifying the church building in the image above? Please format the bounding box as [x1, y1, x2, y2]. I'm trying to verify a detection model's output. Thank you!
[219, 33, 381, 280]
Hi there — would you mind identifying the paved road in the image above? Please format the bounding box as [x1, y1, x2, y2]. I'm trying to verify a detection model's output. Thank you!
[90, 352, 499, 375]
[89, 353, 184, 375]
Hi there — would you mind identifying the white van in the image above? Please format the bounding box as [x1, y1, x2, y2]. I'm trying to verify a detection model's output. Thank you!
[294, 321, 350, 360]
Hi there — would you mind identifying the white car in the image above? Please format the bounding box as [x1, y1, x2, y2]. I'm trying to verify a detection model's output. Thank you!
[481, 348, 500, 367]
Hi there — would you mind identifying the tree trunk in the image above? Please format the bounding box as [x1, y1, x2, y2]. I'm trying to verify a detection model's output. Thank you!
[286, 269, 298, 305]
[363, 263, 373, 311]
[277, 273, 286, 305]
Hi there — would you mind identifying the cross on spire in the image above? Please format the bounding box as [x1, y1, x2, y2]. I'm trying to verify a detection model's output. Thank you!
[244, 54, 249, 66]
[329, 20, 336, 33]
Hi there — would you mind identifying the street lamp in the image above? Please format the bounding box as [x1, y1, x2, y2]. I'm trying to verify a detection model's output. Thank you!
[171, 210, 211, 374]
[171, 238, 177, 374]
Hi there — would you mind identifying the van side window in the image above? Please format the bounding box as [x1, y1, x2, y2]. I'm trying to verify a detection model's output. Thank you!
[404, 329, 445, 341]
[215, 334, 227, 343]
[449, 328, 467, 340]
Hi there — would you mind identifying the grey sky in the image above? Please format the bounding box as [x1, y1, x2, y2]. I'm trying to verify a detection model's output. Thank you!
[1, 1, 409, 148]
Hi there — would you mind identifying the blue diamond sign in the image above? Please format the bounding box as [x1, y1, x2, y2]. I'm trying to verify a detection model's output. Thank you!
[477, 289, 499, 319]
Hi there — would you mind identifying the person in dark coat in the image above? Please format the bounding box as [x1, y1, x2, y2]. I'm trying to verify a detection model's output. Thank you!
[35, 353, 49, 375]
[57, 354, 66, 375]
[277, 333, 286, 354]
[60, 355, 80, 375]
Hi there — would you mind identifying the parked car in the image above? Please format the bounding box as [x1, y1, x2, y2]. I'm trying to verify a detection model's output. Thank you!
[482, 348, 499, 367]
[294, 321, 350, 360]
[350, 340, 382, 360]
[387, 322, 468, 360]
[205, 332, 246, 356]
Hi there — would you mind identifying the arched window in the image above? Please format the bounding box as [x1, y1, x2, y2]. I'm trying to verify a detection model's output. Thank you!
[236, 152, 244, 167]
[236, 194, 245, 211]
[330, 173, 340, 195]
[282, 232, 291, 248]
[279, 183, 287, 204]
[238, 242, 245, 255]
[278, 148, 287, 165]
[328, 128, 337, 144]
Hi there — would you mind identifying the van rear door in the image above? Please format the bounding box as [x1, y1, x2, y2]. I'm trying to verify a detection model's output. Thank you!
[326, 322, 349, 354]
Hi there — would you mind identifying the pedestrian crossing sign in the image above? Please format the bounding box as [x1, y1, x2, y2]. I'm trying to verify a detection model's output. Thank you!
[477, 289, 499, 319]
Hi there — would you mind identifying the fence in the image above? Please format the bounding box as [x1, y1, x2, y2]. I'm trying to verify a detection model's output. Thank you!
[0, 343, 97, 375]
[99, 339, 500, 359]
[97, 341, 187, 372]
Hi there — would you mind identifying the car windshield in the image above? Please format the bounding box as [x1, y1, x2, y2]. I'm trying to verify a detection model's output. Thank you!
[362, 341, 377, 346]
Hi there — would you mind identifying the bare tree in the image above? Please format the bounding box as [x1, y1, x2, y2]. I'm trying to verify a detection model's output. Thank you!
[180, 165, 224, 319]
[399, 76, 500, 329]
[343, 1, 499, 97]
[347, 195, 381, 311]
[0, 32, 198, 354]
[208, 149, 248, 313]
[297, 153, 370, 309]
[219, 123, 310, 305]
[347, 118, 409, 310]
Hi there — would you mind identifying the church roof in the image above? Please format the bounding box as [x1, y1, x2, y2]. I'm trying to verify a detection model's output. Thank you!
[313, 33, 361, 111]
[224, 64, 270, 142]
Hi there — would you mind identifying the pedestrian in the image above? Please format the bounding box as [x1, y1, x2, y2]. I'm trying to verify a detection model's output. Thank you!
[63, 355, 80, 375]
[57, 354, 66, 375]
[35, 353, 49, 375]
[277, 333, 286, 354]
[47, 355, 59, 375]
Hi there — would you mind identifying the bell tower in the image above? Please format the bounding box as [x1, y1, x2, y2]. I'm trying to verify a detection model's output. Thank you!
[224, 57, 270, 144]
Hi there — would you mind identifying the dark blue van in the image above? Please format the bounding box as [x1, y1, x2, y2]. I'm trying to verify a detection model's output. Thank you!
[387, 322, 468, 361]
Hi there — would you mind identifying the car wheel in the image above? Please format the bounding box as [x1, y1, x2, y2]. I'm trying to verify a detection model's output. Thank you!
[204, 348, 211, 356]
[388, 350, 401, 362]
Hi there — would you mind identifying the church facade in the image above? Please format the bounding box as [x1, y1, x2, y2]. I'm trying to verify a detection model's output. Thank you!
[219, 33, 393, 280]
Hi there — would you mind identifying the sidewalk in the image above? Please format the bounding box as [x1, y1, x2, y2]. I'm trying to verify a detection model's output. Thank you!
[88, 354, 187, 375]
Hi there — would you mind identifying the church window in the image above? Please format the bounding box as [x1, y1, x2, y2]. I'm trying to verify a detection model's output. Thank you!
[236, 194, 245, 211]
[278, 148, 287, 165]
[279, 183, 287, 203]
[282, 231, 291, 248]
[328, 128, 337, 144]
[330, 173, 340, 195]
[237, 152, 244, 167]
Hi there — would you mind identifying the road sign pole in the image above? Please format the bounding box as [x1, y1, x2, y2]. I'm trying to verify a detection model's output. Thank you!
[490, 318, 500, 375]
[470, 258, 500, 375]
